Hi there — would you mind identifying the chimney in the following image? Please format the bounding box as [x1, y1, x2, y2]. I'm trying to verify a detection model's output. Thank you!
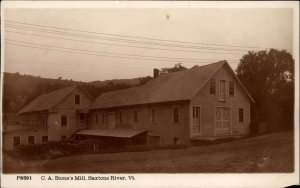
[153, 68, 160, 78]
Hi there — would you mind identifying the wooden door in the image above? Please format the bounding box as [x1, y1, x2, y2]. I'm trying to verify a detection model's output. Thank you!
[215, 107, 230, 131]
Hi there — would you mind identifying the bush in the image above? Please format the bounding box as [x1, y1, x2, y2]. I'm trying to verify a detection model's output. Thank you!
[13, 141, 95, 160]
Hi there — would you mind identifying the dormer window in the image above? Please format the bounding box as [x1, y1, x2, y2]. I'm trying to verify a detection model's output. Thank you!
[75, 94, 80, 104]
[210, 79, 216, 94]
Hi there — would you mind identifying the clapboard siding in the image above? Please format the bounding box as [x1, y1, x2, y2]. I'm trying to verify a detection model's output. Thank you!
[190, 65, 251, 138]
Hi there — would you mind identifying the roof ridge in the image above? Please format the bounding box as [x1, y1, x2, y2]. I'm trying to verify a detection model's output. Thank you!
[18, 85, 78, 114]
[34, 84, 76, 98]
[100, 85, 144, 96]
[157, 60, 226, 77]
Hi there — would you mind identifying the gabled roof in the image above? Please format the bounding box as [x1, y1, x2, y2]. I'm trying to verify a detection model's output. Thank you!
[18, 85, 92, 114]
[89, 60, 253, 110]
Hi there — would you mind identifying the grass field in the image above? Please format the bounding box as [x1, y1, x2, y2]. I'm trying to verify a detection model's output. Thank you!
[3, 131, 294, 173]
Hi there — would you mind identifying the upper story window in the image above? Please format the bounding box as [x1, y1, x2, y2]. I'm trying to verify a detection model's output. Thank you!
[75, 94, 80, 105]
[229, 81, 234, 96]
[172, 106, 180, 124]
[239, 108, 244, 122]
[210, 79, 216, 94]
[219, 80, 226, 101]
[95, 113, 98, 124]
[102, 112, 106, 124]
[119, 111, 123, 123]
[61, 115, 67, 127]
[133, 110, 138, 122]
[151, 108, 157, 123]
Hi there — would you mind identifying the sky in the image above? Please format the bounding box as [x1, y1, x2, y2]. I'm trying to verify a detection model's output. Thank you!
[3, 5, 294, 82]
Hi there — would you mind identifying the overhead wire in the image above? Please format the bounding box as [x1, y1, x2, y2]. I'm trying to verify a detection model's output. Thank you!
[5, 24, 251, 53]
[5, 19, 293, 51]
[6, 41, 239, 64]
[5, 30, 245, 55]
[5, 39, 239, 62]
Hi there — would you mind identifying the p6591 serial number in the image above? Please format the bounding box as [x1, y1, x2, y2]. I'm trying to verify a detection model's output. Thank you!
[17, 176, 32, 180]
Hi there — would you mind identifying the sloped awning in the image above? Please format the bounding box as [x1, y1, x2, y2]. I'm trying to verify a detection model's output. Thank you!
[76, 128, 147, 138]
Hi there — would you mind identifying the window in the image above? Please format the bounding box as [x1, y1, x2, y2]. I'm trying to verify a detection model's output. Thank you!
[229, 81, 234, 96]
[41, 116, 48, 126]
[61, 115, 67, 127]
[75, 94, 80, 104]
[192, 107, 201, 132]
[239, 108, 244, 122]
[95, 113, 98, 124]
[80, 114, 85, 124]
[219, 80, 226, 101]
[119, 111, 123, 123]
[61, 135, 67, 141]
[133, 110, 138, 122]
[192, 107, 200, 118]
[173, 106, 180, 123]
[42, 136, 48, 143]
[102, 112, 105, 124]
[210, 79, 216, 94]
[151, 108, 157, 123]
[28, 136, 35, 145]
[173, 137, 180, 145]
[13, 136, 21, 146]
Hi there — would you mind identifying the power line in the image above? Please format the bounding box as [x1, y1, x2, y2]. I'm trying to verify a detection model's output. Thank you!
[6, 30, 244, 55]
[6, 41, 239, 64]
[6, 19, 292, 51]
[5, 39, 239, 62]
[5, 24, 250, 53]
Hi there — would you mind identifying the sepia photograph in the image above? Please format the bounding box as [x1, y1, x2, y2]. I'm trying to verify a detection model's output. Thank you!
[1, 1, 299, 188]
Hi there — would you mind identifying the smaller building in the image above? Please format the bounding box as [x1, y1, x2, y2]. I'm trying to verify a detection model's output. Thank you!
[3, 85, 94, 150]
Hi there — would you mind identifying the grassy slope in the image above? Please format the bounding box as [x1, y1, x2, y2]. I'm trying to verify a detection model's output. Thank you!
[3, 131, 294, 173]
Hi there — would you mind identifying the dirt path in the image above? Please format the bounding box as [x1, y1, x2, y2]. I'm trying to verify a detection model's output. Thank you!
[3, 131, 294, 173]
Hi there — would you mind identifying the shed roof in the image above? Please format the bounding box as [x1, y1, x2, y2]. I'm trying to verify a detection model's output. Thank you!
[76, 128, 147, 138]
[89, 61, 254, 109]
[18, 85, 92, 114]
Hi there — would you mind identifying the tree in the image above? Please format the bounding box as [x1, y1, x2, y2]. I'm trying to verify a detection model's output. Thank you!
[236, 49, 294, 133]
[139, 76, 152, 85]
[160, 63, 188, 74]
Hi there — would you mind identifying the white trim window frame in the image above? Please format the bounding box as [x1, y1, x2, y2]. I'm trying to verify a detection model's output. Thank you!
[151, 108, 157, 123]
[61, 115, 67, 127]
[172, 106, 180, 124]
[95, 112, 98, 124]
[229, 81, 235, 96]
[239, 108, 244, 123]
[133, 109, 138, 123]
[28, 135, 35, 145]
[74, 94, 80, 105]
[119, 110, 123, 123]
[219, 80, 226, 101]
[210, 79, 216, 95]
[192, 106, 201, 134]
[13, 136, 21, 148]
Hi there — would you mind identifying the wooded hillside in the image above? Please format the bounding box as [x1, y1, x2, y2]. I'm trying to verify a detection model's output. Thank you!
[2, 72, 152, 113]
